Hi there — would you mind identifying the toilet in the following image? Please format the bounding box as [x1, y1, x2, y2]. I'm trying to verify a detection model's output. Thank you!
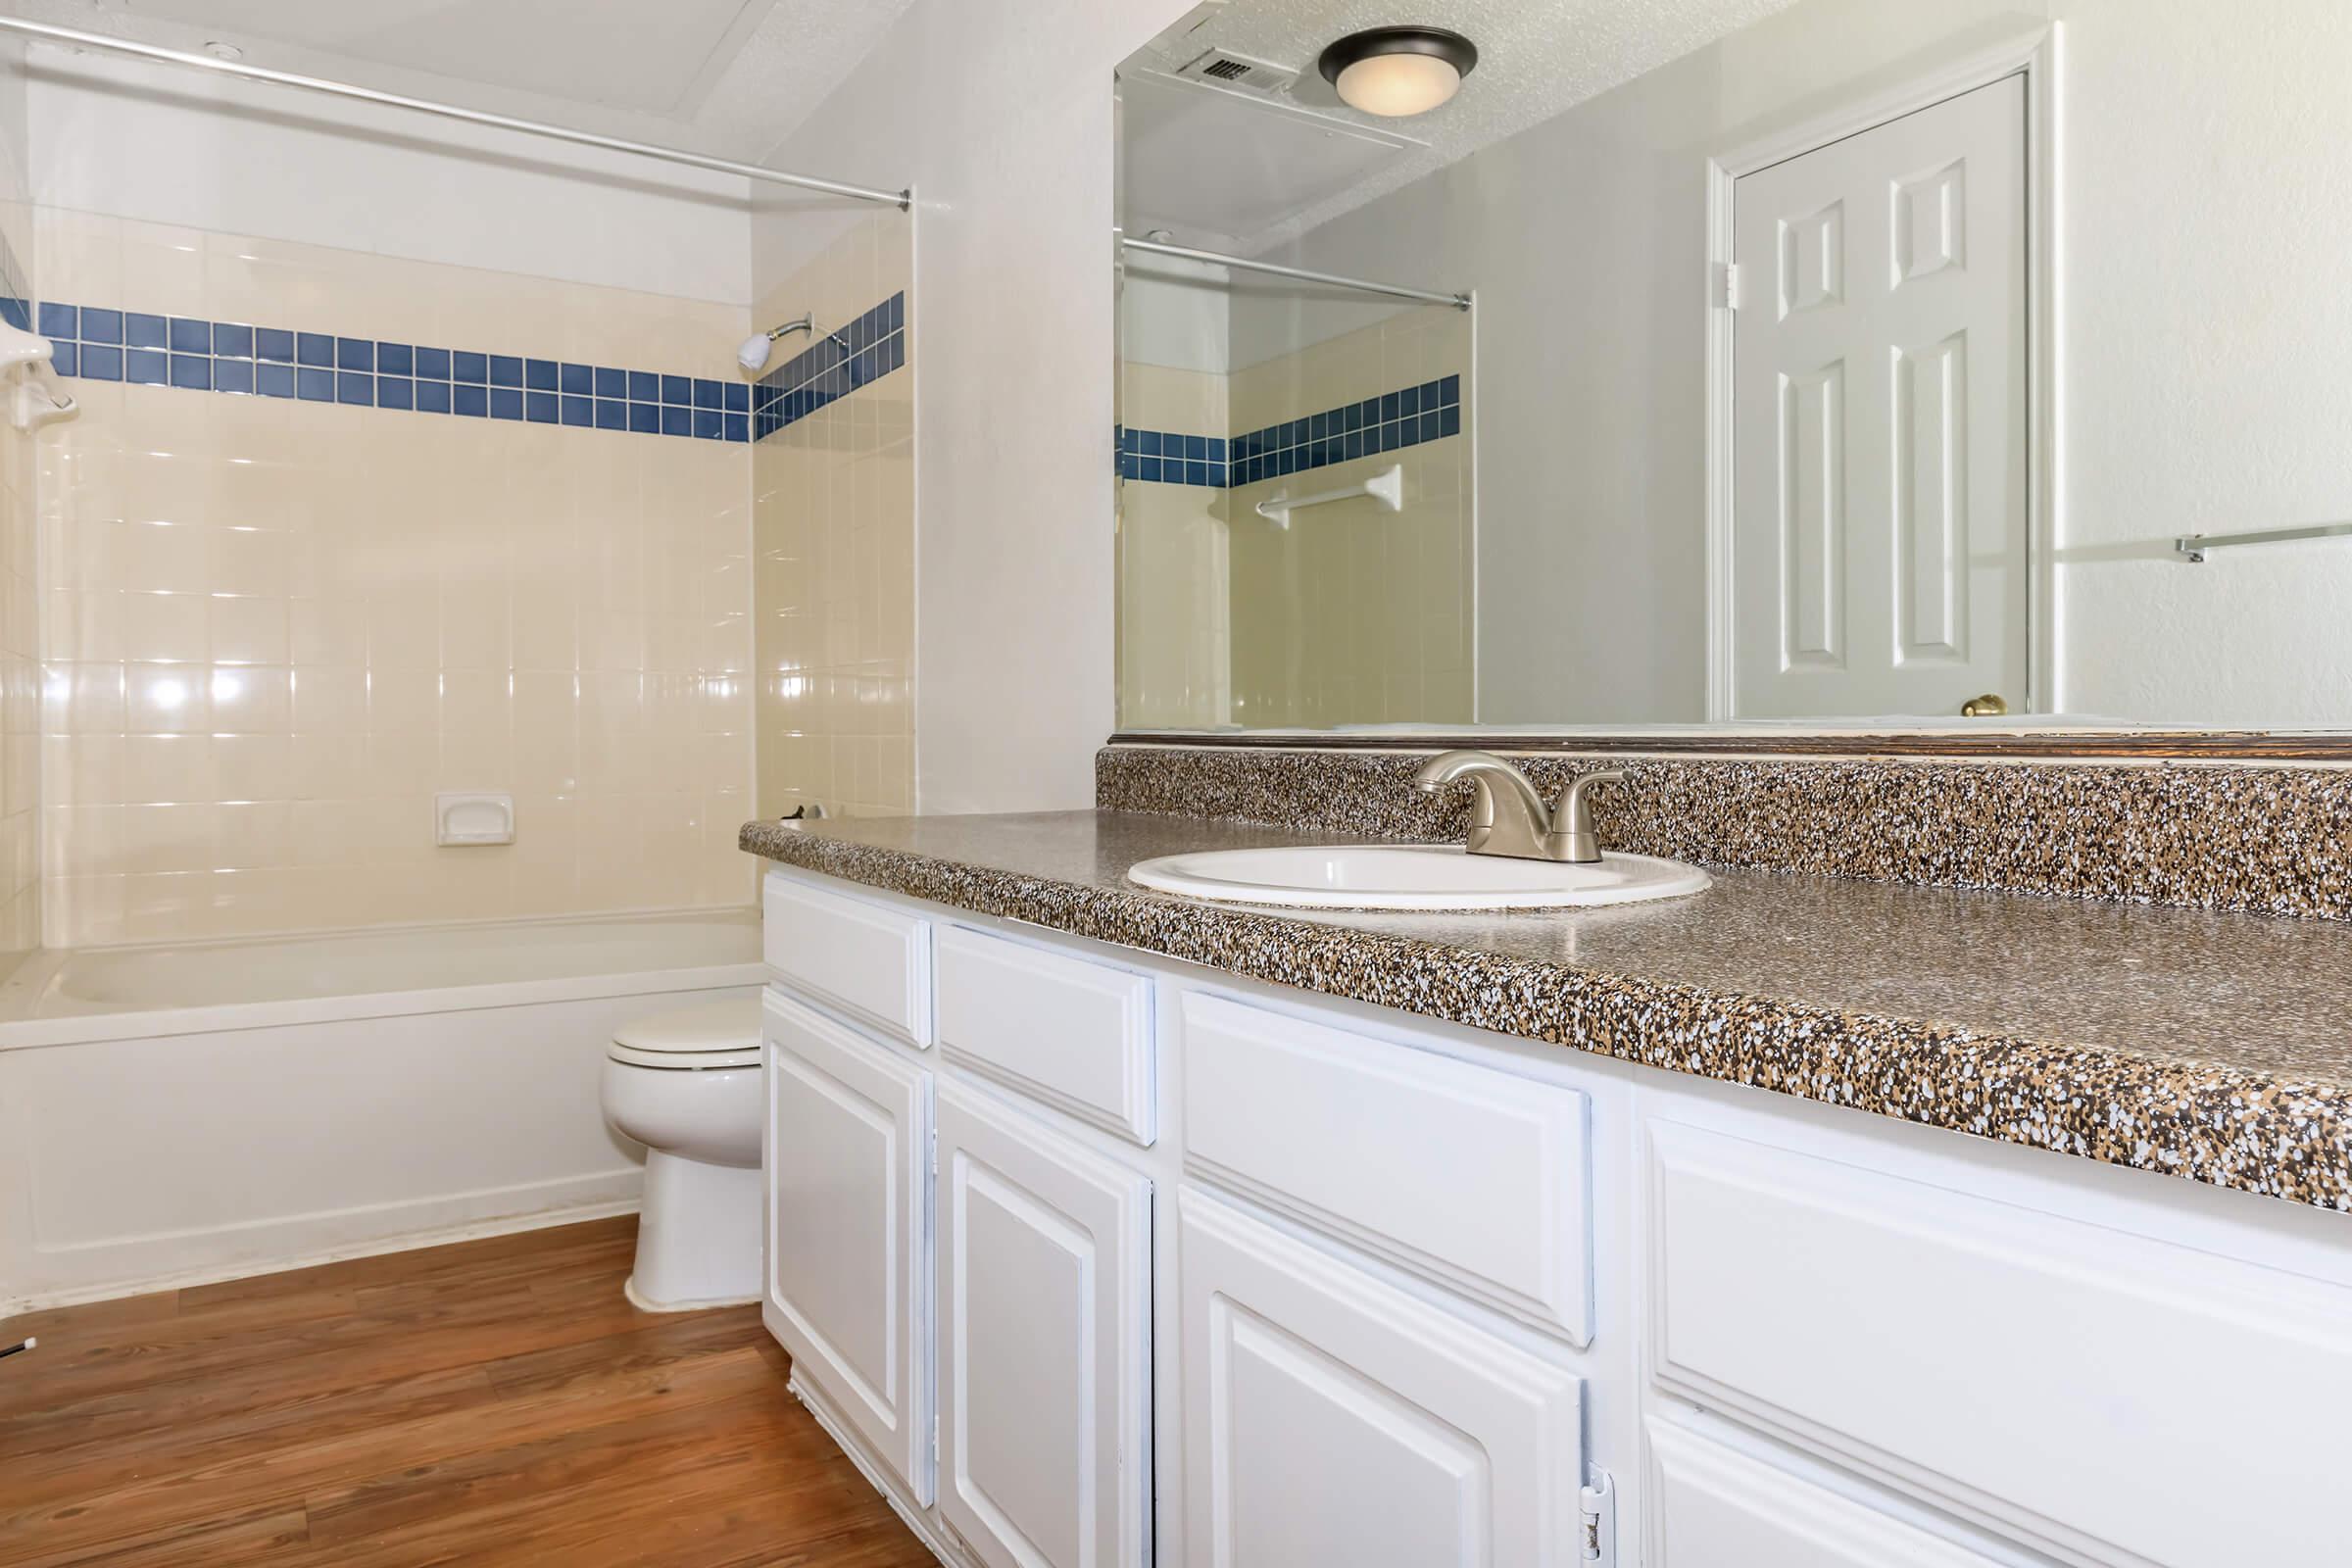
[599, 996, 765, 1312]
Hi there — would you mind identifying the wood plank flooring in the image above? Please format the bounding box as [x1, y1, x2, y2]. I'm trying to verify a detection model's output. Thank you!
[0, 1217, 935, 1567]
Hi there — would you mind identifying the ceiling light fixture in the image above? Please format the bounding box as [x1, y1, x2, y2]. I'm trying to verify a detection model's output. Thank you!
[1317, 25, 1477, 118]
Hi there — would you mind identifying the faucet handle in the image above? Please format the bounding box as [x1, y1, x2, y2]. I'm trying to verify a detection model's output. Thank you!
[1548, 769, 1628, 864]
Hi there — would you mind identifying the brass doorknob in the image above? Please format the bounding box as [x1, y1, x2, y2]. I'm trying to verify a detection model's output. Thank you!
[1961, 693, 2009, 717]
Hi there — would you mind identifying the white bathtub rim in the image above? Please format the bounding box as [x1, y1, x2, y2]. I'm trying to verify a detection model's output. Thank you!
[0, 958, 770, 1053]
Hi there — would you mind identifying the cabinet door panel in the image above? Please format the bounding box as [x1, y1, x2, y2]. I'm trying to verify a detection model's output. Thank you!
[937, 1080, 1152, 1568]
[1179, 1189, 1585, 1568]
[764, 991, 933, 1503]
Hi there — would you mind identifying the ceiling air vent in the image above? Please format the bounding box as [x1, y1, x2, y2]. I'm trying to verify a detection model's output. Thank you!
[1174, 48, 1299, 98]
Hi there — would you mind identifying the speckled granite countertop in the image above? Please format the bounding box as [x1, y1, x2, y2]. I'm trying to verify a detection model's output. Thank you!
[741, 810, 2352, 1213]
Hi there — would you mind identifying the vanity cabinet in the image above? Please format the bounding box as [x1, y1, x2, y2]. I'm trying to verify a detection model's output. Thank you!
[758, 865, 2352, 1568]
[934, 1078, 1152, 1568]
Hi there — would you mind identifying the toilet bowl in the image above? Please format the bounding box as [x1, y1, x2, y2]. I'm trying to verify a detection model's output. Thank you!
[600, 996, 765, 1311]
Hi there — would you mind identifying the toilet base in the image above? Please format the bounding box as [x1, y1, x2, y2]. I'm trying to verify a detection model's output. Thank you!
[623, 1274, 760, 1314]
[627, 1149, 762, 1311]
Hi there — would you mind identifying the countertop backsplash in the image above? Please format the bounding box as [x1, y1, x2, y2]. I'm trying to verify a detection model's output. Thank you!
[1097, 743, 2352, 922]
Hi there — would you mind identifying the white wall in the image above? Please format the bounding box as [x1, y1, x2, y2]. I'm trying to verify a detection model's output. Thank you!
[763, 0, 1179, 814]
[1254, 0, 2352, 729]
[2050, 0, 2352, 725]
[28, 47, 752, 303]
[1124, 253, 1229, 377]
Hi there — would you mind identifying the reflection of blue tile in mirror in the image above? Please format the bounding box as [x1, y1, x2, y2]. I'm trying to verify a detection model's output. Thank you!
[1117, 373, 1462, 490]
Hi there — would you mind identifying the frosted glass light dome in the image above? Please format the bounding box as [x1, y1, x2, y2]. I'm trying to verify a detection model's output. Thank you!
[1318, 26, 1478, 119]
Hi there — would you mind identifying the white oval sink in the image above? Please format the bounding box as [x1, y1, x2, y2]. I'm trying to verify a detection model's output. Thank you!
[1126, 844, 1710, 911]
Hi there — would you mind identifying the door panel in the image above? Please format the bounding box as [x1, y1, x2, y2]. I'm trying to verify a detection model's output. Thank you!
[1732, 74, 2026, 719]
[1179, 1189, 1586, 1568]
[763, 991, 933, 1504]
[937, 1080, 1152, 1568]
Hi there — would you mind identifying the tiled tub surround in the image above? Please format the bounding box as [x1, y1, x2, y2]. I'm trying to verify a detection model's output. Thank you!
[41, 300, 756, 442]
[34, 211, 760, 945]
[741, 808, 2352, 1211]
[748, 292, 906, 445]
[0, 210, 36, 968]
[1096, 743, 2352, 922]
[751, 211, 914, 820]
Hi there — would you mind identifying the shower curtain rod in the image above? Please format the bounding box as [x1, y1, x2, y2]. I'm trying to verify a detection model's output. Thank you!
[1120, 236, 1470, 311]
[0, 16, 910, 210]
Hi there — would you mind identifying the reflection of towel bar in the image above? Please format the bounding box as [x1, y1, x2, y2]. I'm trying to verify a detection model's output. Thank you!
[1253, 463, 1403, 529]
[2174, 520, 2352, 563]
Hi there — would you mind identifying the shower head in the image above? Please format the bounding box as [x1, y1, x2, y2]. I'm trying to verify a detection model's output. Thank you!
[738, 314, 812, 373]
[736, 314, 854, 374]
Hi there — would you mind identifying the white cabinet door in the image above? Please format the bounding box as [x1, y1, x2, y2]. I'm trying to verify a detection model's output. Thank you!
[763, 990, 934, 1504]
[1730, 74, 2027, 719]
[1178, 1189, 1586, 1568]
[936, 1080, 1152, 1568]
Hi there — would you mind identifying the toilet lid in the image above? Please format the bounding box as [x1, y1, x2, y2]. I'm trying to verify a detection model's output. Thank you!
[609, 998, 763, 1070]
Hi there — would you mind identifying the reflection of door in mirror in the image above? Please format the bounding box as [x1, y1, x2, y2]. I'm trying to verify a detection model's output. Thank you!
[1727, 74, 2028, 720]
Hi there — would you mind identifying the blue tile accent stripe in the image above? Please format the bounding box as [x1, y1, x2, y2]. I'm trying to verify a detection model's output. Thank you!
[1116, 429, 1228, 488]
[751, 292, 907, 443]
[31, 298, 854, 446]
[1119, 372, 1463, 489]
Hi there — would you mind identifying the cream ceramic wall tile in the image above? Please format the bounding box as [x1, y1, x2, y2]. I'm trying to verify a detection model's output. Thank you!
[750, 215, 913, 819]
[34, 215, 760, 945]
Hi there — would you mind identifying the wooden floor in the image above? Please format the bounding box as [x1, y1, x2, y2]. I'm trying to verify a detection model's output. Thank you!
[0, 1218, 935, 1567]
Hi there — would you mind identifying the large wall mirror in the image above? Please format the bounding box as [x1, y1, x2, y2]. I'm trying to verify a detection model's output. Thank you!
[1112, 0, 2352, 745]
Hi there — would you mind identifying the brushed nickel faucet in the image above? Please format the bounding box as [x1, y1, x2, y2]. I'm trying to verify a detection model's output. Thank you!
[1412, 750, 1626, 864]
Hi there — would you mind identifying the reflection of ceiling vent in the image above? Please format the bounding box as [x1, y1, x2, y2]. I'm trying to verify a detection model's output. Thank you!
[1175, 48, 1298, 97]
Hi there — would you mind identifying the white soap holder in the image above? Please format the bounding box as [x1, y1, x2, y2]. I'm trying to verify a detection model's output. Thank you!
[436, 792, 514, 846]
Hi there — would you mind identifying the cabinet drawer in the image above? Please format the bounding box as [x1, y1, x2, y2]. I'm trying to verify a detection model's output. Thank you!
[1648, 1120, 2352, 1568]
[936, 925, 1155, 1146]
[762, 869, 932, 1047]
[1647, 1420, 2008, 1568]
[1179, 992, 1592, 1344]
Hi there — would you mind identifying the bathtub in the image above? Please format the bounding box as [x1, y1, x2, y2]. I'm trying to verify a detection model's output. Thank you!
[0, 908, 765, 1310]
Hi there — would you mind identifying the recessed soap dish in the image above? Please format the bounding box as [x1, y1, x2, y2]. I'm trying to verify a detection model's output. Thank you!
[436, 792, 514, 846]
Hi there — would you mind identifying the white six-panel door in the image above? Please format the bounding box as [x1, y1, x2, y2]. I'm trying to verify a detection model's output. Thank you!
[763, 992, 935, 1505]
[1178, 1189, 1587, 1568]
[935, 1079, 1152, 1568]
[1731, 74, 2027, 719]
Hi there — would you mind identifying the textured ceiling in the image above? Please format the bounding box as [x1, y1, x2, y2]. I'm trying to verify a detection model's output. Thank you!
[1124, 0, 1801, 249]
[0, 0, 920, 166]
